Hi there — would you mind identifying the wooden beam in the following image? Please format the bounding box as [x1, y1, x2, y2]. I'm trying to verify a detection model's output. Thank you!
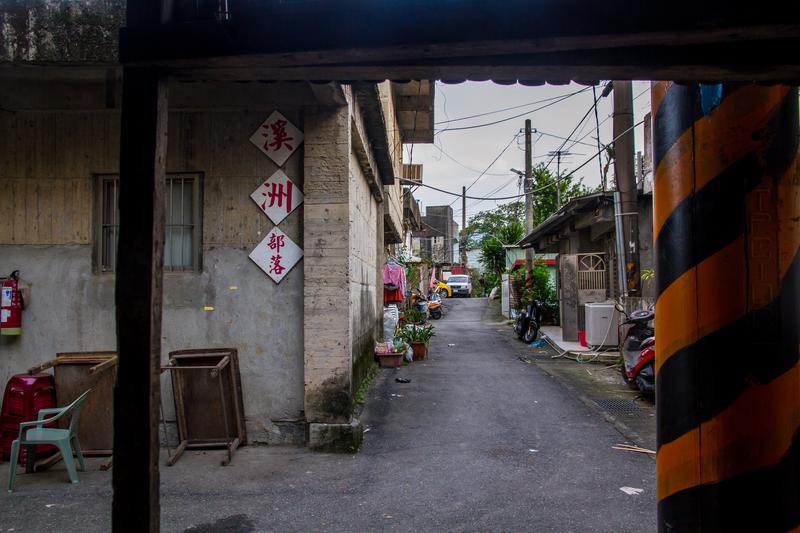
[162, 38, 800, 83]
[112, 67, 168, 533]
[119, 1, 800, 66]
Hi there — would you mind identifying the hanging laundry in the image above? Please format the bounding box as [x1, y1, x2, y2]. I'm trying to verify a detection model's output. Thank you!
[383, 261, 406, 295]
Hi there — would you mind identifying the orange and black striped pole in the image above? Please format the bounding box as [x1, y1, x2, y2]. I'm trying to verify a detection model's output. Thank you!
[652, 82, 799, 531]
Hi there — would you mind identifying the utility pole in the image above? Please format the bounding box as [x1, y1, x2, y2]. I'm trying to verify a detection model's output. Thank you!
[612, 80, 640, 297]
[460, 186, 467, 267]
[524, 119, 533, 290]
[547, 149, 575, 209]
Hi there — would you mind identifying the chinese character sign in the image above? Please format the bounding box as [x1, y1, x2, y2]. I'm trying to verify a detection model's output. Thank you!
[249, 111, 304, 167]
[250, 169, 304, 225]
[249, 227, 303, 284]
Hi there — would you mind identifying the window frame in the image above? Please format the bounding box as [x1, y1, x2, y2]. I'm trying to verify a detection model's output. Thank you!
[93, 172, 203, 274]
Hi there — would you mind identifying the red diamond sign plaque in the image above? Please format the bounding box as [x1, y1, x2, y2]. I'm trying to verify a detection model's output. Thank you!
[250, 169, 304, 225]
[249, 111, 303, 167]
[249, 227, 303, 284]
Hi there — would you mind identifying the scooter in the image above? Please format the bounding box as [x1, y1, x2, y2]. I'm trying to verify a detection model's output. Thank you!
[514, 300, 543, 343]
[615, 303, 655, 396]
[410, 291, 430, 319]
[427, 292, 443, 320]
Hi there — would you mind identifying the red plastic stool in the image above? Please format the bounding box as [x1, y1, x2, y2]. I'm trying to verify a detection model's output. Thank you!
[0, 373, 57, 466]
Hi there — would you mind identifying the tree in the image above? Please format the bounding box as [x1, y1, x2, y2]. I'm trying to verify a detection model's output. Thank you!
[479, 221, 525, 278]
[466, 201, 524, 248]
[466, 163, 592, 248]
[530, 163, 593, 226]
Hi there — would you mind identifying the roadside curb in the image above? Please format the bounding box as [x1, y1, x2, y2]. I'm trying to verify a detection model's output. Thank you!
[531, 359, 656, 462]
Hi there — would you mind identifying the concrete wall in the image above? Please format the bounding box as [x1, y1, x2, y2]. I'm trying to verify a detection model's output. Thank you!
[0, 71, 313, 444]
[348, 150, 380, 389]
[378, 84, 404, 244]
[302, 92, 384, 427]
[302, 104, 353, 425]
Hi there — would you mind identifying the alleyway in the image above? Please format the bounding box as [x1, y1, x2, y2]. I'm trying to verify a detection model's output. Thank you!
[1, 298, 655, 532]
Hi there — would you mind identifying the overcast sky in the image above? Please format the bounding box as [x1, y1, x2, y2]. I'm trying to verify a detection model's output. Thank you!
[408, 81, 652, 224]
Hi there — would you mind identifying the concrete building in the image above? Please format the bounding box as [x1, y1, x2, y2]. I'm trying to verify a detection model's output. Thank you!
[0, 1, 435, 450]
[519, 191, 655, 341]
[411, 205, 458, 263]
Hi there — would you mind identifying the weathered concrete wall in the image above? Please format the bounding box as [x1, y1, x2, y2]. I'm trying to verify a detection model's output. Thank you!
[638, 194, 655, 300]
[303, 90, 385, 428]
[302, 104, 352, 425]
[0, 71, 311, 444]
[348, 149, 379, 390]
[378, 83, 404, 244]
[0, 0, 123, 63]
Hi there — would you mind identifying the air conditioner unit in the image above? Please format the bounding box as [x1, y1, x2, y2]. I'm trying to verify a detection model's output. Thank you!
[585, 302, 620, 347]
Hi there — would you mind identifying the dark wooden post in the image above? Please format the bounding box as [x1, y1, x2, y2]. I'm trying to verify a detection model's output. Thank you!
[112, 67, 168, 532]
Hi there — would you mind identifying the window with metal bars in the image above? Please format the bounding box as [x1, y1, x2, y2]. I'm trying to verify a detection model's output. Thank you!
[95, 173, 202, 273]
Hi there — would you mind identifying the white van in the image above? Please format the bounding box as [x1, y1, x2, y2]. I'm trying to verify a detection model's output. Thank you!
[446, 275, 472, 297]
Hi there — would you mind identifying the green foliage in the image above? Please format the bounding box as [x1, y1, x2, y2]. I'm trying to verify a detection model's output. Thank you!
[400, 324, 436, 343]
[512, 264, 555, 308]
[466, 201, 525, 248]
[530, 163, 593, 226]
[352, 364, 379, 407]
[479, 221, 525, 278]
[468, 268, 486, 296]
[403, 308, 426, 325]
[479, 238, 505, 278]
[405, 262, 421, 293]
[468, 164, 591, 283]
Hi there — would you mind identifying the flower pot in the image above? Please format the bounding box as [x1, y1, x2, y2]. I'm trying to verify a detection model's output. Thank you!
[377, 352, 404, 368]
[410, 342, 427, 361]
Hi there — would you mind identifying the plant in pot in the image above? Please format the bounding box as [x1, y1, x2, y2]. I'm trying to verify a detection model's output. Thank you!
[403, 307, 426, 326]
[375, 338, 407, 368]
[401, 325, 435, 361]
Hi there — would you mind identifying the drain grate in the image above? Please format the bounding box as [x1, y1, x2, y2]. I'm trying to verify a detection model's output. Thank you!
[594, 398, 643, 417]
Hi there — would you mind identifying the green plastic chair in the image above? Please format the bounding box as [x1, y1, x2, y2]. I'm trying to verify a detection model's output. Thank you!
[7, 388, 92, 492]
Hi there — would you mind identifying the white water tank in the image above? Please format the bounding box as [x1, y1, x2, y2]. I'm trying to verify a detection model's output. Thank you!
[585, 303, 620, 347]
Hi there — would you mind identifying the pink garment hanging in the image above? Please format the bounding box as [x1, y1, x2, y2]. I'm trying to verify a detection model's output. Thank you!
[383, 262, 406, 295]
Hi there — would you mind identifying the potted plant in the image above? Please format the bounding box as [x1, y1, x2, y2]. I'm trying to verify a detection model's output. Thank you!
[403, 307, 426, 326]
[401, 325, 435, 361]
[375, 339, 407, 368]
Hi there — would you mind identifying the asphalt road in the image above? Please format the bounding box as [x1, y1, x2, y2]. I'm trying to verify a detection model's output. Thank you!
[0, 297, 655, 532]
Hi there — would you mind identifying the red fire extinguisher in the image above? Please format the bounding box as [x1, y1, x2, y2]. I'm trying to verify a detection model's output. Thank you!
[1, 270, 23, 336]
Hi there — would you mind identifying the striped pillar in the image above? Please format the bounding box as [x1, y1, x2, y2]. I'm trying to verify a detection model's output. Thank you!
[653, 83, 800, 531]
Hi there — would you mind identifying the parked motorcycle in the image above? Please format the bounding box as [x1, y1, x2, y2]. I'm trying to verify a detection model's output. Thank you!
[410, 291, 430, 319]
[514, 300, 543, 343]
[615, 303, 655, 396]
[427, 292, 443, 320]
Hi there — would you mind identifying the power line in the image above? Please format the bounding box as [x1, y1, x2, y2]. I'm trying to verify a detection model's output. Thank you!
[448, 131, 521, 207]
[401, 119, 646, 202]
[542, 87, 605, 173]
[434, 88, 590, 134]
[434, 86, 592, 125]
[429, 141, 509, 176]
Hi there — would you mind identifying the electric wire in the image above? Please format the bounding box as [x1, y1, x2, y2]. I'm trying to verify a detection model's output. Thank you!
[434, 88, 590, 134]
[400, 119, 646, 201]
[447, 131, 521, 207]
[434, 86, 592, 125]
[542, 88, 604, 173]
